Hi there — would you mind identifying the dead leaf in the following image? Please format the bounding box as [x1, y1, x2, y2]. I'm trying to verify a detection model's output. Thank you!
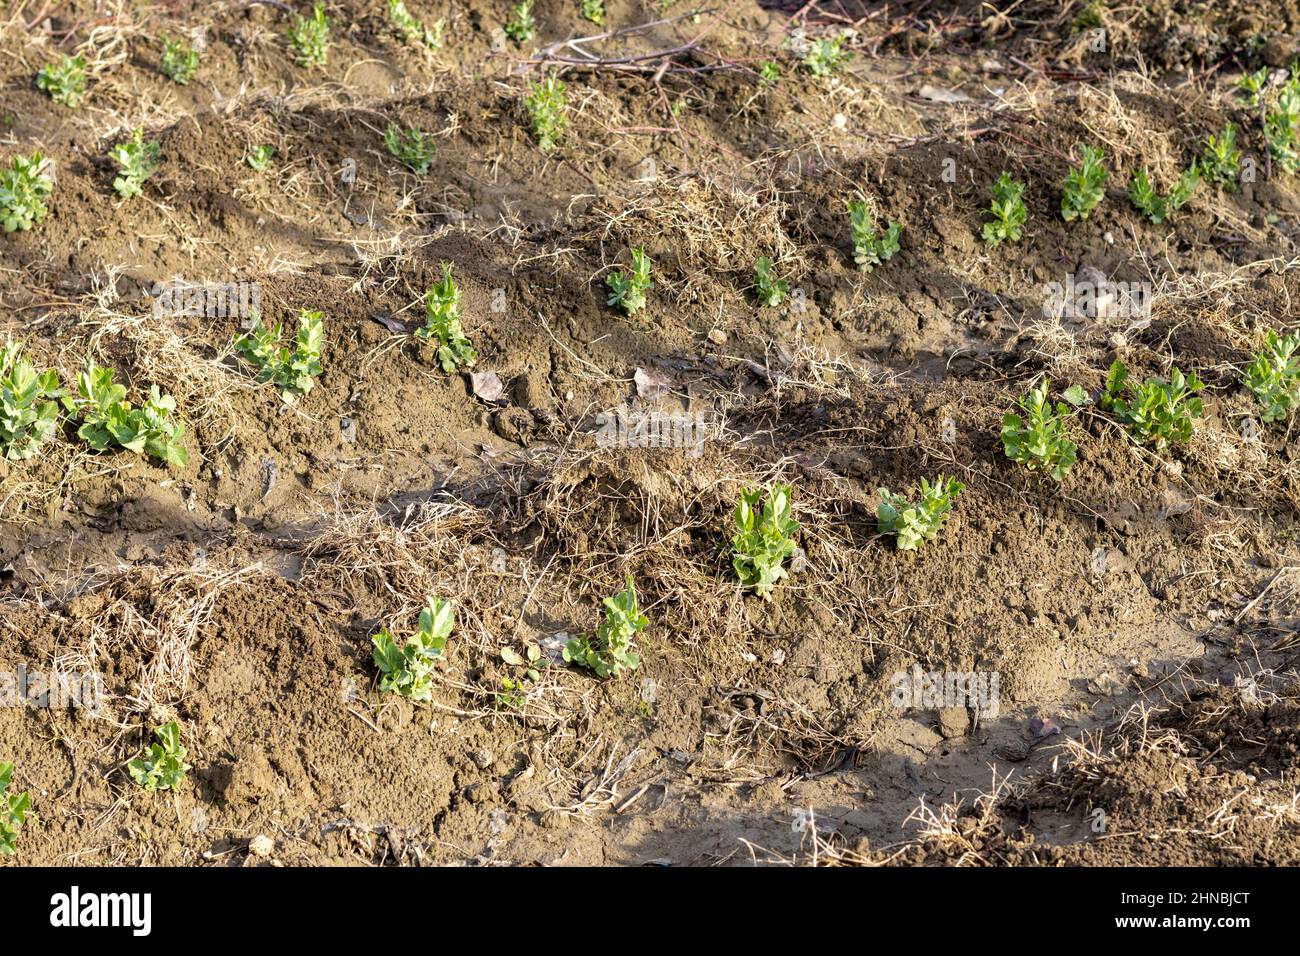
[471, 371, 505, 402]
[634, 367, 673, 399]
[371, 312, 406, 333]
[1029, 715, 1061, 739]
[918, 84, 971, 103]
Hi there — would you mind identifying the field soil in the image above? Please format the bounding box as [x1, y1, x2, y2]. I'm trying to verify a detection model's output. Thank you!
[2, 0, 1299, 865]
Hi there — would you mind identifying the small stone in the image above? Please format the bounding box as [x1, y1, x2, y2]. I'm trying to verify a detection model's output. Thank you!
[248, 835, 274, 857]
[707, 328, 727, 345]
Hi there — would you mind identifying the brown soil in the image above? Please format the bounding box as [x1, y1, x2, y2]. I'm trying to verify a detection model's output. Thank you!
[1, 0, 1299, 866]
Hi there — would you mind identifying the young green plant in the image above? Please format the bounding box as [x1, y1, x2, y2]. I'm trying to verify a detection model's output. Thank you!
[877, 476, 964, 551]
[75, 360, 188, 467]
[384, 123, 437, 174]
[372, 598, 454, 701]
[246, 145, 275, 172]
[0, 151, 54, 232]
[1128, 167, 1198, 224]
[731, 484, 800, 599]
[580, 0, 605, 25]
[128, 721, 191, 792]
[525, 74, 567, 152]
[1198, 123, 1240, 191]
[496, 643, 544, 710]
[0, 339, 64, 461]
[563, 577, 647, 679]
[1001, 380, 1084, 480]
[36, 55, 86, 107]
[289, 3, 330, 67]
[160, 37, 200, 84]
[606, 247, 653, 314]
[233, 309, 324, 402]
[847, 200, 901, 270]
[111, 128, 160, 200]
[389, 0, 444, 47]
[1101, 359, 1204, 447]
[803, 32, 851, 77]
[418, 263, 477, 372]
[753, 256, 790, 307]
[1244, 330, 1300, 423]
[0, 762, 31, 855]
[505, 1, 536, 44]
[1061, 145, 1108, 221]
[982, 172, 1027, 246]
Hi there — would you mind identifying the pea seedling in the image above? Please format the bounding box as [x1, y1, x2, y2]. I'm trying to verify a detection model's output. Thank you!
[111, 128, 161, 199]
[1001, 380, 1081, 480]
[36, 54, 86, 107]
[1128, 167, 1198, 224]
[847, 200, 901, 270]
[753, 257, 790, 307]
[803, 32, 851, 77]
[606, 247, 653, 314]
[505, 1, 536, 44]
[1198, 124, 1240, 191]
[1266, 81, 1300, 174]
[418, 263, 477, 372]
[1101, 359, 1204, 447]
[0, 339, 64, 461]
[233, 309, 324, 402]
[372, 598, 454, 701]
[525, 74, 567, 152]
[246, 145, 275, 172]
[128, 721, 191, 791]
[160, 37, 200, 84]
[982, 172, 1027, 246]
[0, 151, 54, 232]
[731, 484, 800, 599]
[75, 360, 188, 467]
[289, 3, 330, 67]
[580, 0, 605, 25]
[389, 0, 444, 48]
[1244, 330, 1300, 423]
[384, 123, 437, 174]
[563, 577, 647, 679]
[0, 762, 31, 855]
[1060, 145, 1107, 221]
[877, 476, 965, 550]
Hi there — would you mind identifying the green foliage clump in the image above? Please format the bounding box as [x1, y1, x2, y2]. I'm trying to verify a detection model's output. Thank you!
[0, 152, 54, 233]
[1266, 78, 1300, 174]
[1197, 123, 1240, 191]
[982, 172, 1027, 246]
[160, 37, 200, 84]
[36, 55, 86, 107]
[75, 361, 188, 467]
[246, 145, 275, 172]
[580, 0, 605, 26]
[389, 0, 444, 48]
[233, 309, 324, 402]
[847, 200, 901, 270]
[128, 722, 191, 792]
[606, 247, 653, 314]
[1128, 167, 1198, 224]
[418, 263, 477, 372]
[525, 74, 567, 152]
[1244, 330, 1300, 423]
[563, 577, 647, 679]
[0, 339, 64, 461]
[384, 123, 437, 174]
[753, 256, 790, 306]
[372, 598, 454, 701]
[731, 484, 800, 599]
[289, 3, 330, 67]
[1061, 144, 1108, 221]
[0, 762, 32, 855]
[1101, 359, 1204, 447]
[111, 128, 160, 200]
[803, 32, 851, 77]
[877, 476, 964, 551]
[505, 1, 536, 44]
[1000, 380, 1081, 480]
